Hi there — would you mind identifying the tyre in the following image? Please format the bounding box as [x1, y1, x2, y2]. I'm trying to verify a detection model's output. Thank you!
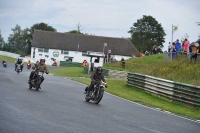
[29, 84, 32, 89]
[94, 91, 104, 104]
[85, 91, 90, 102]
[35, 77, 41, 91]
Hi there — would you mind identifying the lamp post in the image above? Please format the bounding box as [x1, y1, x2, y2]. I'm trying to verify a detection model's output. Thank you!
[171, 24, 178, 43]
[103, 43, 107, 63]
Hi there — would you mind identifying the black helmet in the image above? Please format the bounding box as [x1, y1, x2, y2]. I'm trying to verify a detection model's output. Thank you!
[96, 66, 102, 74]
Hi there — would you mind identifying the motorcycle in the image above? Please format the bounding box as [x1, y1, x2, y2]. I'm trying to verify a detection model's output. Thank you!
[29, 70, 47, 91]
[85, 81, 107, 104]
[16, 64, 21, 74]
[52, 62, 57, 66]
[27, 63, 31, 69]
[3, 62, 7, 68]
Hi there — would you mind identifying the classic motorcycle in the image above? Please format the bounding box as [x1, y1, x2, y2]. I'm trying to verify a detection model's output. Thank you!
[29, 70, 47, 91]
[16, 64, 21, 74]
[85, 81, 107, 104]
[3, 62, 7, 68]
[27, 63, 31, 69]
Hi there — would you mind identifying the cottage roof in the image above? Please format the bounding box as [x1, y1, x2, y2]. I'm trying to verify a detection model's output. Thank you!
[32, 30, 139, 56]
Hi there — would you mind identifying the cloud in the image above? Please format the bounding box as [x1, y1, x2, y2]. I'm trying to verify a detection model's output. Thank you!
[0, 0, 199, 51]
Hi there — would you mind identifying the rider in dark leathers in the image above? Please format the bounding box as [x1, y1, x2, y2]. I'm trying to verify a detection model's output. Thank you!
[15, 57, 23, 72]
[85, 66, 107, 97]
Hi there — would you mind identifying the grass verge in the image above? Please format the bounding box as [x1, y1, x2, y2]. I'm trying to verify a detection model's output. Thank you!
[0, 55, 16, 62]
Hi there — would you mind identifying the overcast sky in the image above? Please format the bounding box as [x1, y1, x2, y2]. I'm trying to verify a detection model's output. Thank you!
[0, 0, 199, 51]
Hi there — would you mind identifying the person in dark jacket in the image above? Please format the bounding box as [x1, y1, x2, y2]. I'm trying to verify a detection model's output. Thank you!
[85, 66, 107, 96]
[15, 57, 23, 71]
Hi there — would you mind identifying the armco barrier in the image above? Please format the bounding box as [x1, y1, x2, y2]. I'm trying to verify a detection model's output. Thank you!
[127, 73, 200, 108]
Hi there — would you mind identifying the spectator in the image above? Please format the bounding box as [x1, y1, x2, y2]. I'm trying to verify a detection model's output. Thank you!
[121, 58, 125, 68]
[183, 39, 189, 53]
[132, 54, 136, 58]
[191, 41, 200, 64]
[171, 42, 177, 59]
[175, 39, 181, 52]
[152, 45, 157, 54]
[168, 42, 171, 52]
[82, 60, 87, 67]
[145, 51, 149, 56]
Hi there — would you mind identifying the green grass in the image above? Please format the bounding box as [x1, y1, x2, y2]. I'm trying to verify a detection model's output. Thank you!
[104, 54, 200, 86]
[72, 77, 200, 120]
[0, 55, 16, 62]
[50, 67, 91, 78]
[50, 67, 112, 78]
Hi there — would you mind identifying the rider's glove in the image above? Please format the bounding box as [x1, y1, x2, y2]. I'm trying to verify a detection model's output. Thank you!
[105, 84, 108, 88]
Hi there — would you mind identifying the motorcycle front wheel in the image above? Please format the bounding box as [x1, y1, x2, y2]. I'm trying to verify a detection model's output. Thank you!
[36, 78, 41, 91]
[29, 84, 32, 89]
[94, 90, 104, 104]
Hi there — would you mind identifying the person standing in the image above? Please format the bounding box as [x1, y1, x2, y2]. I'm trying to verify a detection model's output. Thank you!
[168, 42, 171, 52]
[82, 60, 87, 67]
[175, 39, 181, 52]
[183, 39, 189, 53]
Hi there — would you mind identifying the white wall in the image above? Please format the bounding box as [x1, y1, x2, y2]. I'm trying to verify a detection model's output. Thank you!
[0, 50, 20, 59]
[31, 47, 104, 67]
[112, 55, 132, 61]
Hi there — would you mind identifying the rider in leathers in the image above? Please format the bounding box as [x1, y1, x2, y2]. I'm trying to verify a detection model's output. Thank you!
[15, 57, 23, 72]
[85, 66, 107, 97]
[28, 58, 49, 85]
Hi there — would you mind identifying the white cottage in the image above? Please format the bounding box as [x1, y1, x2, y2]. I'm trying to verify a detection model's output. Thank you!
[31, 30, 139, 67]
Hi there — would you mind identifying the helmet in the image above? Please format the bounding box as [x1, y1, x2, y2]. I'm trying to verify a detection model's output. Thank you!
[40, 58, 45, 63]
[96, 66, 102, 74]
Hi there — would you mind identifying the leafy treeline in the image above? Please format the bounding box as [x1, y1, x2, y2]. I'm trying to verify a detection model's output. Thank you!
[0, 16, 168, 55]
[0, 22, 56, 56]
[128, 15, 166, 53]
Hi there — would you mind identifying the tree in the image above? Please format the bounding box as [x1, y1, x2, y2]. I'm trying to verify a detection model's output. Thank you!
[8, 25, 23, 53]
[27, 22, 57, 54]
[67, 30, 83, 34]
[128, 15, 166, 53]
[0, 30, 5, 50]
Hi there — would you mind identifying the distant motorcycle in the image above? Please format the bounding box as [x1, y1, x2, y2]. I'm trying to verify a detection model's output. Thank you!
[29, 70, 48, 91]
[3, 62, 7, 68]
[85, 81, 107, 104]
[16, 64, 21, 74]
[52, 62, 57, 66]
[27, 63, 31, 69]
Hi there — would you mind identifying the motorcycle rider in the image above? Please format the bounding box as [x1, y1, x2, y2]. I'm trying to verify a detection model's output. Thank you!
[27, 60, 32, 68]
[28, 58, 49, 85]
[2, 60, 6, 67]
[2, 60, 6, 64]
[15, 57, 24, 72]
[85, 66, 107, 97]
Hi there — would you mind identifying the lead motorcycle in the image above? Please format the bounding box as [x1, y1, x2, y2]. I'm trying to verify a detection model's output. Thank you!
[85, 81, 107, 104]
[29, 70, 47, 91]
